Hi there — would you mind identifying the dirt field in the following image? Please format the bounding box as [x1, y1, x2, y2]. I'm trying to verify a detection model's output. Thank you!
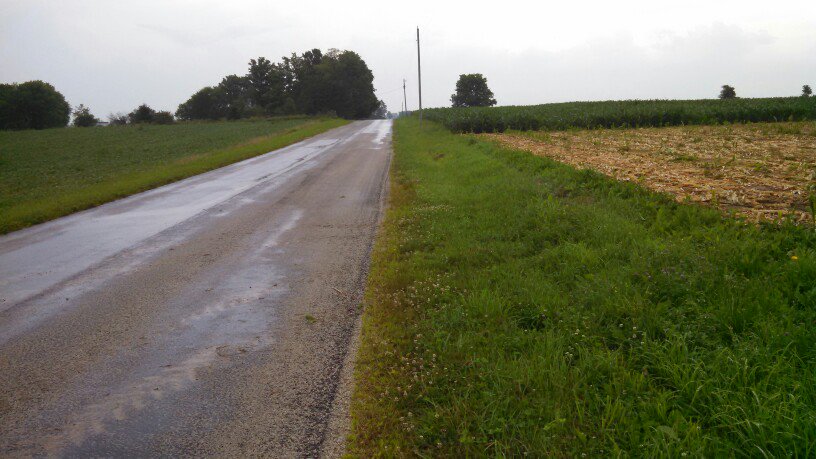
[486, 122, 816, 223]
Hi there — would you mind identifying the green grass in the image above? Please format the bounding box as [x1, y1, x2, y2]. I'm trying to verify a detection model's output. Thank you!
[0, 117, 348, 233]
[350, 118, 816, 457]
[423, 97, 816, 133]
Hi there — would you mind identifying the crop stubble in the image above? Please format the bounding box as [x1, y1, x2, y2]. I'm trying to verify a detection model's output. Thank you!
[487, 122, 816, 223]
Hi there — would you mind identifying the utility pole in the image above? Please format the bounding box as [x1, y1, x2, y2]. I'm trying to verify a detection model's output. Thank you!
[416, 27, 423, 126]
[403, 78, 408, 116]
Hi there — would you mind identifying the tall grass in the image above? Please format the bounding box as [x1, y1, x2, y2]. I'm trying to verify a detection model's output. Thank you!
[350, 118, 816, 456]
[423, 97, 816, 133]
[0, 117, 348, 233]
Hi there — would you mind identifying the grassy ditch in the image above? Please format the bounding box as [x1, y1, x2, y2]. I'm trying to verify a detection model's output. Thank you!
[0, 117, 348, 233]
[350, 118, 815, 456]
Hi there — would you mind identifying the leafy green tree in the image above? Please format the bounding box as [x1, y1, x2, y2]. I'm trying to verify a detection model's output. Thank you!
[281, 49, 324, 113]
[247, 57, 285, 112]
[128, 104, 156, 124]
[719, 85, 737, 99]
[176, 87, 222, 120]
[216, 75, 251, 119]
[803, 85, 812, 97]
[451, 74, 497, 108]
[72, 104, 98, 127]
[0, 80, 70, 130]
[312, 50, 379, 118]
[177, 76, 252, 121]
[177, 48, 381, 120]
[153, 111, 175, 124]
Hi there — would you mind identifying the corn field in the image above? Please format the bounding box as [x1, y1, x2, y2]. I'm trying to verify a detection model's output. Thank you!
[422, 97, 816, 133]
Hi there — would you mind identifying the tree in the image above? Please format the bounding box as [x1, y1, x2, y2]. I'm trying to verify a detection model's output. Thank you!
[176, 87, 222, 120]
[128, 104, 156, 123]
[177, 48, 382, 120]
[108, 112, 128, 125]
[72, 104, 98, 127]
[373, 100, 388, 119]
[247, 57, 285, 112]
[0, 80, 70, 130]
[153, 111, 175, 124]
[803, 85, 812, 97]
[719, 85, 737, 100]
[451, 74, 497, 108]
[311, 50, 379, 118]
[177, 76, 253, 121]
[281, 49, 324, 113]
[216, 75, 251, 119]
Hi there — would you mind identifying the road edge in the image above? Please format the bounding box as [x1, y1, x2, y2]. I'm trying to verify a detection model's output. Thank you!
[0, 118, 349, 235]
[319, 123, 394, 459]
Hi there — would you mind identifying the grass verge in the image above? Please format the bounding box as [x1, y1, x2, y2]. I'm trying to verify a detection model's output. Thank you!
[350, 118, 815, 456]
[0, 117, 348, 234]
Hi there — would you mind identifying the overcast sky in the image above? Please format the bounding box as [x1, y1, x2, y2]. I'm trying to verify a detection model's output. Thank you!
[2, 0, 815, 117]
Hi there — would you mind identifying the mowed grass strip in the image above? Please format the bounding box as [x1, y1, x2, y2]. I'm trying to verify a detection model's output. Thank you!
[350, 118, 816, 456]
[0, 117, 348, 234]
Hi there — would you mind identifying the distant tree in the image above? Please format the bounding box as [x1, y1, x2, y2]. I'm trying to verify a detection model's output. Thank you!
[281, 49, 324, 113]
[108, 112, 128, 125]
[451, 74, 497, 108]
[128, 104, 156, 124]
[153, 111, 175, 124]
[176, 48, 381, 120]
[0, 80, 70, 130]
[373, 100, 388, 119]
[72, 104, 98, 127]
[803, 85, 813, 97]
[247, 57, 286, 112]
[719, 85, 737, 100]
[176, 87, 222, 120]
[216, 74, 251, 119]
[312, 49, 379, 118]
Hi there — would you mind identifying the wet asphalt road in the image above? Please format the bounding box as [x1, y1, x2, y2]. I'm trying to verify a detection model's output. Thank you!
[0, 120, 392, 457]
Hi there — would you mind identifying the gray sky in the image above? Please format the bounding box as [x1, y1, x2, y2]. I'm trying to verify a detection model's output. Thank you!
[2, 0, 815, 117]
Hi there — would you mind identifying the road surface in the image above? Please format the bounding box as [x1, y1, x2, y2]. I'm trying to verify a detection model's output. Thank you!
[0, 120, 392, 457]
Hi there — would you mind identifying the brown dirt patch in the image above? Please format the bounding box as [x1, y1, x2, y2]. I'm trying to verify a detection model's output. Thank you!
[485, 122, 816, 223]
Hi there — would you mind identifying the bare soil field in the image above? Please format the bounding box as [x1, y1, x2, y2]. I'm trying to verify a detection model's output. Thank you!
[486, 122, 816, 223]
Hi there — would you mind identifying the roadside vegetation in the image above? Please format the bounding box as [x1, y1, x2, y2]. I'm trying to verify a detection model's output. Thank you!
[351, 118, 815, 456]
[0, 117, 347, 234]
[488, 121, 816, 223]
[424, 97, 816, 133]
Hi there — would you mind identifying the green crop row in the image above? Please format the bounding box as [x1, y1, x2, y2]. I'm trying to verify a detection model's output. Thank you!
[422, 97, 816, 133]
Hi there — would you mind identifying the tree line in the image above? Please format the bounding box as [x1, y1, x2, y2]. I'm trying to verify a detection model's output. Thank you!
[177, 48, 384, 121]
[0, 48, 384, 130]
[3, 70, 814, 130]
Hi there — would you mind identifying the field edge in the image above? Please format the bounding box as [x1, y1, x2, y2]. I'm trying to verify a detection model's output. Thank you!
[0, 118, 349, 234]
[347, 118, 815, 456]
